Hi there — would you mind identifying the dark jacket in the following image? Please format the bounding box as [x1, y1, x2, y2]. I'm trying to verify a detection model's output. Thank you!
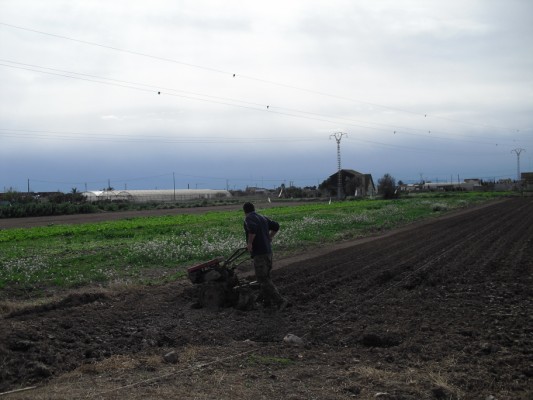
[244, 212, 280, 256]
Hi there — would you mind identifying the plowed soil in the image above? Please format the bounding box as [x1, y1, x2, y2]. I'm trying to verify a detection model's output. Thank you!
[1, 198, 532, 399]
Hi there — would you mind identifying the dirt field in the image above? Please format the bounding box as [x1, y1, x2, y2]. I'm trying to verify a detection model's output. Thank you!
[0, 198, 531, 399]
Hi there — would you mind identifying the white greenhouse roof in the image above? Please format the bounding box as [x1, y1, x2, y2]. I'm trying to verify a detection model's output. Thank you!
[82, 189, 231, 203]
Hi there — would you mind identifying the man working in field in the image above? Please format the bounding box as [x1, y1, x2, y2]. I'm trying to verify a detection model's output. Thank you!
[243, 202, 288, 311]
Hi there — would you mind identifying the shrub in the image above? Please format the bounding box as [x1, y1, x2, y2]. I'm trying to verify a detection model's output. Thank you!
[431, 203, 448, 212]
[378, 174, 399, 199]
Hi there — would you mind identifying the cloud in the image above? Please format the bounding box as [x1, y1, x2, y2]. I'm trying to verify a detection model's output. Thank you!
[101, 115, 120, 121]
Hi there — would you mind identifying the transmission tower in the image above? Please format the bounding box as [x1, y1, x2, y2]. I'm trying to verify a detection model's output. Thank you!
[330, 132, 347, 199]
[511, 148, 526, 181]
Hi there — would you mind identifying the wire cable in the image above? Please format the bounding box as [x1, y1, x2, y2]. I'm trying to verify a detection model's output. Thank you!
[0, 21, 526, 133]
[1, 55, 530, 150]
[1, 58, 528, 150]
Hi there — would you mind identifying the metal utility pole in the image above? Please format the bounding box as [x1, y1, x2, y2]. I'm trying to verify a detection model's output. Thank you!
[330, 132, 347, 199]
[173, 172, 176, 201]
[511, 148, 526, 181]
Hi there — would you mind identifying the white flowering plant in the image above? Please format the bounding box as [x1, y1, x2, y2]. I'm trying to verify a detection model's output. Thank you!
[0, 193, 501, 295]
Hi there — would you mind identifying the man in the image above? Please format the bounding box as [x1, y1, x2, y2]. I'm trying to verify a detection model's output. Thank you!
[243, 202, 288, 310]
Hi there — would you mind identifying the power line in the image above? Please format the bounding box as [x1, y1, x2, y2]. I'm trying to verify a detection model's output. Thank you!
[0, 21, 526, 134]
[0, 61, 527, 150]
[26, 171, 326, 189]
[0, 128, 319, 144]
[0, 22, 229, 75]
[0, 127, 518, 159]
[0, 60, 405, 135]
[0, 58, 269, 110]
[2, 61, 388, 134]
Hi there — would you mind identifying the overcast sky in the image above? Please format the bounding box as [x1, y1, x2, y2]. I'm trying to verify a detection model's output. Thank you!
[1, 0, 532, 192]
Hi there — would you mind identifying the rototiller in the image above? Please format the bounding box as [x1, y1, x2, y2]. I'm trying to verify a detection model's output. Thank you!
[187, 247, 259, 310]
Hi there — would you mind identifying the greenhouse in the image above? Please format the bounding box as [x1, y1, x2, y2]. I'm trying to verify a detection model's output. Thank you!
[82, 189, 232, 203]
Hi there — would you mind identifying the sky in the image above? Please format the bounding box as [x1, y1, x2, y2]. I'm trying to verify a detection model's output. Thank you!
[0, 0, 532, 193]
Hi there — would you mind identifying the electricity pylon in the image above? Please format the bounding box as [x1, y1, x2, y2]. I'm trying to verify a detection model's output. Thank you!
[330, 132, 347, 199]
[511, 148, 525, 181]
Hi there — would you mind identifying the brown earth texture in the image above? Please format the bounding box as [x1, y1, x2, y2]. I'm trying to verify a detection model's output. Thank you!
[0, 198, 532, 399]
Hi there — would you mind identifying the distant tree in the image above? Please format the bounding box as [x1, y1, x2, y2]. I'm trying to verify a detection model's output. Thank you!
[67, 187, 84, 203]
[285, 186, 305, 198]
[377, 173, 399, 199]
[3, 188, 20, 202]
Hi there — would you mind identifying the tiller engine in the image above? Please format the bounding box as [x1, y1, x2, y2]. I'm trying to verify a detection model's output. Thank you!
[187, 247, 259, 310]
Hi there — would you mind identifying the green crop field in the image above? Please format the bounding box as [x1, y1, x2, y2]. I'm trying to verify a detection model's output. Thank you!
[0, 192, 511, 299]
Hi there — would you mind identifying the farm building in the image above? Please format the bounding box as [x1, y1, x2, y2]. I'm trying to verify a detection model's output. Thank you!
[521, 172, 533, 192]
[82, 189, 232, 203]
[320, 169, 375, 198]
[521, 172, 533, 184]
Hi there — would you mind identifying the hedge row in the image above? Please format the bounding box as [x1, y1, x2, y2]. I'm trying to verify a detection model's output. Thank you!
[0, 202, 99, 218]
